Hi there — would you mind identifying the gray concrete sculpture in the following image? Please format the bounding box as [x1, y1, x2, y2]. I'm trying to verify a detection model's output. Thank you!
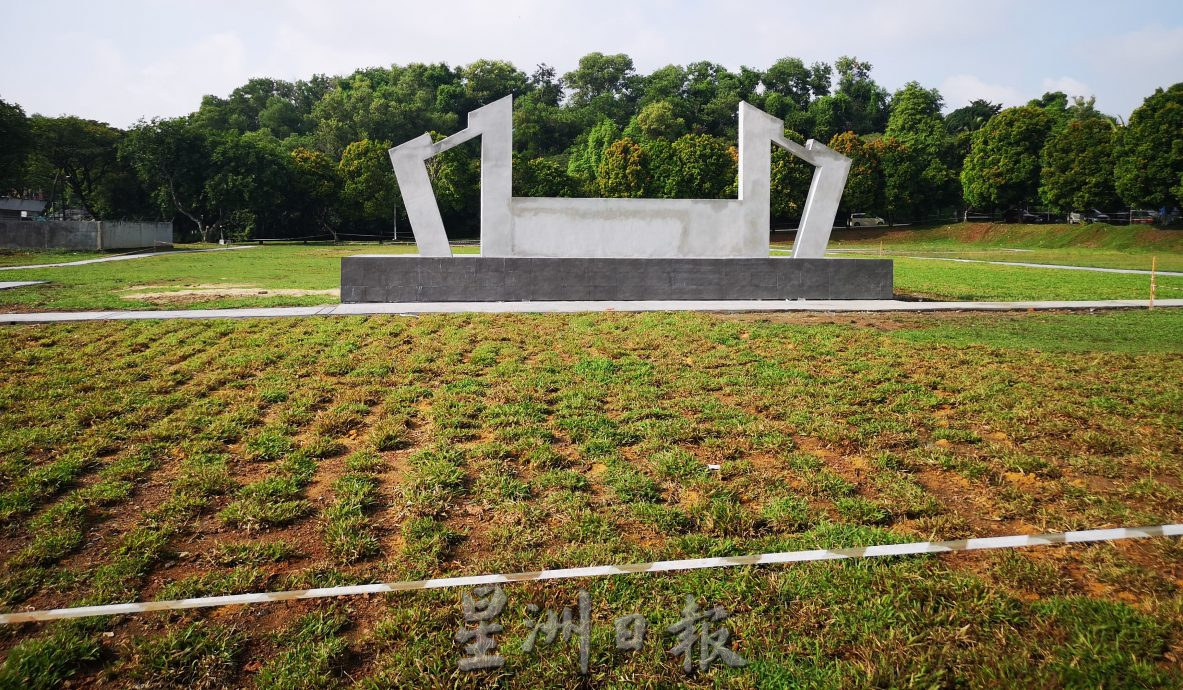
[388, 96, 851, 260]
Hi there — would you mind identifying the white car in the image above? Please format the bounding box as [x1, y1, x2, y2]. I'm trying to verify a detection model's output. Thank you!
[848, 213, 886, 227]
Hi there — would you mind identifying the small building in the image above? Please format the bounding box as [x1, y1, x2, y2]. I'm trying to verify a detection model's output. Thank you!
[0, 197, 47, 221]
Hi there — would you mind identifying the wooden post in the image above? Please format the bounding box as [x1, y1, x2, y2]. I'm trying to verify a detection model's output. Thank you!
[1149, 256, 1157, 309]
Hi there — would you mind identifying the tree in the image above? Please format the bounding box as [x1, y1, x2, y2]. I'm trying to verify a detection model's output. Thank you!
[762, 57, 815, 111]
[1039, 118, 1118, 212]
[669, 134, 735, 198]
[1114, 83, 1183, 210]
[827, 131, 879, 216]
[290, 147, 342, 240]
[871, 137, 924, 222]
[338, 139, 399, 236]
[633, 101, 686, 140]
[596, 138, 648, 198]
[563, 52, 637, 123]
[885, 82, 959, 217]
[122, 117, 223, 241]
[461, 59, 528, 106]
[0, 97, 31, 192]
[832, 56, 889, 134]
[513, 156, 574, 197]
[769, 130, 814, 222]
[960, 106, 1054, 210]
[567, 119, 620, 192]
[203, 130, 293, 240]
[29, 115, 123, 218]
[945, 100, 1001, 134]
[1027, 91, 1072, 133]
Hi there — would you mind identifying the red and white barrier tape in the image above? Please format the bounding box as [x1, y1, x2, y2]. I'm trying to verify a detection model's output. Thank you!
[2, 523, 1179, 625]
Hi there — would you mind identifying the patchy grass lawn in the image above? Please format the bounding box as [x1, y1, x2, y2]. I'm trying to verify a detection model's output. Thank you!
[0, 310, 1181, 688]
[817, 222, 1183, 272]
[0, 225, 1181, 311]
[0, 249, 108, 268]
[0, 244, 477, 312]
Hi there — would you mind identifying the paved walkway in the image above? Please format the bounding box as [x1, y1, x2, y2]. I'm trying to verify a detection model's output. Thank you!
[1, 299, 1180, 324]
[0, 281, 45, 290]
[837, 252, 1183, 277]
[0, 245, 257, 271]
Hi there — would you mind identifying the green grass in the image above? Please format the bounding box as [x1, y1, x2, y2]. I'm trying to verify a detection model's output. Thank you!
[0, 311, 1181, 687]
[0, 248, 107, 267]
[890, 309, 1183, 352]
[0, 225, 1180, 310]
[0, 243, 479, 311]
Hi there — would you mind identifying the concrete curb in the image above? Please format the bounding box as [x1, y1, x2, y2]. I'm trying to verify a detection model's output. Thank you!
[1, 299, 1181, 324]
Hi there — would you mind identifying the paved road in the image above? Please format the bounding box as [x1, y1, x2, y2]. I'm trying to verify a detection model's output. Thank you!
[0, 245, 257, 271]
[1, 299, 1180, 324]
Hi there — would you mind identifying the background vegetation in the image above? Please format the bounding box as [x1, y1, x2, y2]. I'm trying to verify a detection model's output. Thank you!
[2, 55, 1181, 241]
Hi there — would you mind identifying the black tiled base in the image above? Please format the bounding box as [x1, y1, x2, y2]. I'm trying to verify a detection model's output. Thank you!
[340, 257, 893, 302]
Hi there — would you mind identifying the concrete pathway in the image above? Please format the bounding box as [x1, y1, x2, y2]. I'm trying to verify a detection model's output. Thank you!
[1, 299, 1180, 324]
[0, 245, 257, 271]
[836, 252, 1183, 277]
[0, 281, 45, 290]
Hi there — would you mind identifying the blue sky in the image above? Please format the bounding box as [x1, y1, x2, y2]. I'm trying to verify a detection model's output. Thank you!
[3, 0, 1181, 127]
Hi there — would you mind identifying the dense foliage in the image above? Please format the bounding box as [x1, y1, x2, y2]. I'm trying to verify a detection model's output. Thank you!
[2, 59, 1179, 239]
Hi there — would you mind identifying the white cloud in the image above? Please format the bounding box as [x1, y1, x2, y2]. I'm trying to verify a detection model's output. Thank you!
[938, 74, 1025, 110]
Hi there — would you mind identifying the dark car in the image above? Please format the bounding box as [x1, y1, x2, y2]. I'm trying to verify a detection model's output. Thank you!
[1084, 209, 1110, 224]
[1003, 208, 1044, 224]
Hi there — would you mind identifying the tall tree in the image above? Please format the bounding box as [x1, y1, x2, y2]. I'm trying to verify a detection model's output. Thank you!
[290, 147, 342, 240]
[0, 97, 32, 192]
[827, 131, 880, 217]
[512, 155, 575, 198]
[1114, 83, 1183, 210]
[945, 100, 1001, 134]
[338, 139, 399, 237]
[30, 115, 123, 218]
[870, 137, 924, 222]
[121, 117, 222, 241]
[567, 119, 620, 193]
[960, 106, 1054, 210]
[563, 52, 637, 124]
[885, 82, 959, 216]
[669, 134, 735, 198]
[461, 59, 528, 106]
[1040, 118, 1118, 212]
[596, 138, 648, 198]
[203, 130, 293, 240]
[769, 130, 814, 222]
[762, 57, 816, 111]
[832, 56, 889, 134]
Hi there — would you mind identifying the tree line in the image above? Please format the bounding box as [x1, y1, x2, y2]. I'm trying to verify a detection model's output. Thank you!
[1, 53, 1181, 241]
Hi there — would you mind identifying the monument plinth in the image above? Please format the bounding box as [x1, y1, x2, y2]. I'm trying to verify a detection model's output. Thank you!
[340, 96, 892, 303]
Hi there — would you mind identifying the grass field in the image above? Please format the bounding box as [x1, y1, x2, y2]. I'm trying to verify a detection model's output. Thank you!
[0, 223, 1179, 311]
[0, 310, 1181, 688]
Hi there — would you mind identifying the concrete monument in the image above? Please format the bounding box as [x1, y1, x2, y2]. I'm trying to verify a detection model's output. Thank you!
[341, 96, 892, 302]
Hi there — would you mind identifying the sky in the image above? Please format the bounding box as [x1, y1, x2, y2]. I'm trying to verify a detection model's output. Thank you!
[2, 0, 1182, 128]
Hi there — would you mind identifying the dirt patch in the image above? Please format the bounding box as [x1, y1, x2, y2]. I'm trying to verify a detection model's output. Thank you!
[717, 311, 918, 331]
[121, 285, 339, 305]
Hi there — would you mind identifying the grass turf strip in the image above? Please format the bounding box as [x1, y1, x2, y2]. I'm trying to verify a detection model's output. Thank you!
[0, 311, 1181, 687]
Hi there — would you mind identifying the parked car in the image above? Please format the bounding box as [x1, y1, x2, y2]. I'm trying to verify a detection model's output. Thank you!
[848, 213, 886, 227]
[1130, 210, 1156, 225]
[1084, 209, 1110, 224]
[1003, 208, 1044, 224]
[1068, 211, 1084, 224]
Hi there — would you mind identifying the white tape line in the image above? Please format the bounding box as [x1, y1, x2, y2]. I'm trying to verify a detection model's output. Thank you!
[2, 523, 1179, 625]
